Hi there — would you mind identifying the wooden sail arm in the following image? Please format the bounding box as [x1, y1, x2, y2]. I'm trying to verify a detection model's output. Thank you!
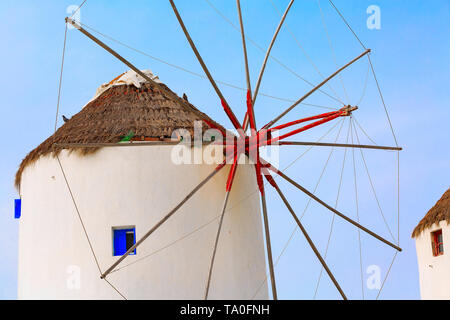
[268, 105, 356, 133]
[263, 112, 343, 146]
[279, 141, 402, 151]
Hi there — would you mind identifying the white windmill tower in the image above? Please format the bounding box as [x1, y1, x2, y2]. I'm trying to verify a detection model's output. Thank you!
[413, 189, 450, 300]
[15, 69, 268, 299]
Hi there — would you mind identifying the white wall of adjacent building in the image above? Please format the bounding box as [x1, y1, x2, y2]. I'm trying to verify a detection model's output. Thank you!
[17, 146, 268, 299]
[415, 220, 450, 300]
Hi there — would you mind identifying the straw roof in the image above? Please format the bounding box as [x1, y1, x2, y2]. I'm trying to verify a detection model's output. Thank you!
[412, 188, 450, 238]
[15, 75, 225, 189]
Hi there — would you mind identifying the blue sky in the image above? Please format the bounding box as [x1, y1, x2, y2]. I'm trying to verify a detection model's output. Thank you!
[0, 0, 449, 299]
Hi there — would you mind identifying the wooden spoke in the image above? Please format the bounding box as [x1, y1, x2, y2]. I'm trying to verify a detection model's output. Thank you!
[279, 141, 402, 151]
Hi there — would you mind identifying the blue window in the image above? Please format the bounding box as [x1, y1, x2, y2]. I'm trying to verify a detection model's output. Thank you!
[113, 227, 136, 256]
[14, 199, 21, 219]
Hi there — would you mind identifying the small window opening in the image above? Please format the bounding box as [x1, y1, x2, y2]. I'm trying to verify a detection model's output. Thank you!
[14, 199, 21, 219]
[113, 227, 136, 256]
[431, 229, 444, 257]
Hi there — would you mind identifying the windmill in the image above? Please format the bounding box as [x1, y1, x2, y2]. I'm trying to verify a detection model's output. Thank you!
[16, 0, 402, 300]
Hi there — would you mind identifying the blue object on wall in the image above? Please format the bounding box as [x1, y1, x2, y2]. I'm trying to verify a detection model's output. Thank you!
[113, 228, 136, 256]
[14, 199, 21, 219]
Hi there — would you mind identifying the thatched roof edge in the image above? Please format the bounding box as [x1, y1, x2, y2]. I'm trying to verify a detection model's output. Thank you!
[412, 188, 450, 238]
[15, 80, 225, 191]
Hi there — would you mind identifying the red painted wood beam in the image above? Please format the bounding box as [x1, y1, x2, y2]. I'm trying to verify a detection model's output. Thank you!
[270, 110, 341, 132]
[246, 90, 257, 133]
[226, 153, 239, 192]
[221, 99, 244, 134]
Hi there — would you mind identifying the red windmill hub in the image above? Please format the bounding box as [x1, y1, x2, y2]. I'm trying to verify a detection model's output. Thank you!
[216, 93, 358, 196]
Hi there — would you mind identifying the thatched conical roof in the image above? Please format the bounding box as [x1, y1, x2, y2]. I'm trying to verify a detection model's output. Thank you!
[15, 71, 225, 189]
[412, 188, 450, 238]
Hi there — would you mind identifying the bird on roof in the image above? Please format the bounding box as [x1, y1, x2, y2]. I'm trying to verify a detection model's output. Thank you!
[183, 93, 188, 102]
[62, 115, 70, 123]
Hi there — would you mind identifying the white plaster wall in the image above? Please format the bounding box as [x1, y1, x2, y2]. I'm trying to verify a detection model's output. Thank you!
[415, 220, 450, 300]
[18, 146, 268, 300]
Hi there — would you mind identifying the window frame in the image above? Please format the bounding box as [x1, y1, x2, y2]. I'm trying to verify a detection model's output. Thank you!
[112, 226, 136, 256]
[431, 229, 444, 257]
